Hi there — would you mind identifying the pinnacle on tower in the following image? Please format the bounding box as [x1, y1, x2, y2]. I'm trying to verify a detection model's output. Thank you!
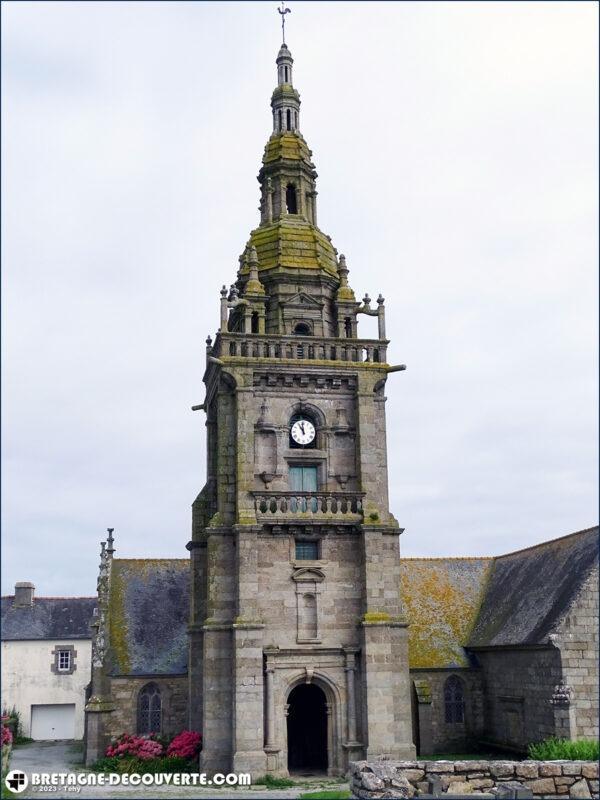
[272, 43, 300, 134]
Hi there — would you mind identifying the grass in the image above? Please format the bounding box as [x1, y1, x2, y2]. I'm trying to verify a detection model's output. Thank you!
[426, 752, 516, 760]
[253, 774, 296, 788]
[12, 737, 33, 746]
[528, 738, 599, 761]
[298, 792, 350, 799]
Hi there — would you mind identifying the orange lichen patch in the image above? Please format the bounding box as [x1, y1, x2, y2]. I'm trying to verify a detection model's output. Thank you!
[400, 558, 492, 669]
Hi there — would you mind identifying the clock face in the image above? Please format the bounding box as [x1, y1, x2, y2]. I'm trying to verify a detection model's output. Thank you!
[290, 419, 316, 446]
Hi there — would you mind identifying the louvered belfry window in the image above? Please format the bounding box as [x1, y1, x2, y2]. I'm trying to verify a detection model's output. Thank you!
[137, 683, 162, 734]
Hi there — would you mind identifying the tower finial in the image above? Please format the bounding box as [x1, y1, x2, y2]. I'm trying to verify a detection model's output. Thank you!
[278, 2, 291, 44]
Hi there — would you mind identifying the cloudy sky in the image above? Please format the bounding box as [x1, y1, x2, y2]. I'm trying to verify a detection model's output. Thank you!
[2, 1, 597, 596]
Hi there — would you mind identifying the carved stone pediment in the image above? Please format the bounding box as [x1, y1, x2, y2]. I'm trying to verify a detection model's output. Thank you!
[292, 566, 325, 583]
[282, 292, 323, 309]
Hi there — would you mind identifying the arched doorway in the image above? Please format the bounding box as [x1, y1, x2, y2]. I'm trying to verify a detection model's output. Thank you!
[287, 683, 328, 773]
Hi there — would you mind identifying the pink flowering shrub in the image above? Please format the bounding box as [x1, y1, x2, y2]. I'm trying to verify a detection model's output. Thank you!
[1, 724, 12, 747]
[106, 733, 163, 761]
[166, 731, 202, 760]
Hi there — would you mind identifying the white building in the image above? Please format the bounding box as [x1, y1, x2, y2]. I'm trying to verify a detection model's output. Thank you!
[1, 582, 95, 740]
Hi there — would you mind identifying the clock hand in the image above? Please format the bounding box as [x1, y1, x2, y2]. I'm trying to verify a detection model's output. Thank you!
[300, 422, 305, 435]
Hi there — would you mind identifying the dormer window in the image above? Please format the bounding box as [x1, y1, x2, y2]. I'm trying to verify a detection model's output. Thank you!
[286, 184, 298, 214]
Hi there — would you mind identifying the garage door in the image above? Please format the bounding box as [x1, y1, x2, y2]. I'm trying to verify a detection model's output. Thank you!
[31, 704, 75, 740]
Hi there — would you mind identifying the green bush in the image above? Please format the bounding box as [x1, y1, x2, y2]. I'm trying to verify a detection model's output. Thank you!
[90, 755, 197, 774]
[253, 774, 296, 788]
[528, 737, 599, 761]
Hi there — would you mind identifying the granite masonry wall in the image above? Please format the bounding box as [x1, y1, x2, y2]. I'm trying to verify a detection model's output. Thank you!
[105, 676, 188, 741]
[410, 670, 485, 755]
[350, 759, 600, 798]
[554, 564, 599, 739]
[476, 648, 562, 750]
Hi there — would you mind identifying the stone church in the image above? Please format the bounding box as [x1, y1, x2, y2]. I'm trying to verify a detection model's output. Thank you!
[84, 40, 599, 775]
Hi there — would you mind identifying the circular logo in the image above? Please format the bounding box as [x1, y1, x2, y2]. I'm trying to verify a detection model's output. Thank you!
[5, 770, 28, 794]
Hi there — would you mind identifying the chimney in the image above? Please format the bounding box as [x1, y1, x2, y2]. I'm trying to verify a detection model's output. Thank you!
[14, 582, 35, 607]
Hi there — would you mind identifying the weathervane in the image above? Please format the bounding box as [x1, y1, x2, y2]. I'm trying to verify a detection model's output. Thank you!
[278, 1, 291, 44]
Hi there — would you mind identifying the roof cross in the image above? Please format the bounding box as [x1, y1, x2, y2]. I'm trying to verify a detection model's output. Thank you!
[278, 1, 291, 44]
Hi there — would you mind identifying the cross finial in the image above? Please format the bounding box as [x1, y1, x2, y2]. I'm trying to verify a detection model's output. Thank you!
[278, 1, 291, 44]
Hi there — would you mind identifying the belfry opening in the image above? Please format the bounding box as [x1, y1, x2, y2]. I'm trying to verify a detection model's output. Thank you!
[287, 683, 328, 773]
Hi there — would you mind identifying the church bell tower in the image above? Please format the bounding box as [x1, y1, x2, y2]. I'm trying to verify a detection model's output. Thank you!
[187, 33, 415, 777]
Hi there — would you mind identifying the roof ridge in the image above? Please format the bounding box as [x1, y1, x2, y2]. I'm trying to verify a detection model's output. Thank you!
[112, 558, 188, 563]
[494, 526, 599, 560]
[401, 556, 493, 562]
[1, 595, 96, 600]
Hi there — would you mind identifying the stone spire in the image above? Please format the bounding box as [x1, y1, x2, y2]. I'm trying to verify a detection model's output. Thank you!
[271, 43, 300, 134]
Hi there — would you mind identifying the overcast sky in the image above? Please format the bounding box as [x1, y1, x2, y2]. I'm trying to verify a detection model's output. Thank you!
[2, 1, 598, 596]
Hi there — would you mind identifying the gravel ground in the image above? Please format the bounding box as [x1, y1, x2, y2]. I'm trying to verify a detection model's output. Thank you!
[9, 742, 349, 799]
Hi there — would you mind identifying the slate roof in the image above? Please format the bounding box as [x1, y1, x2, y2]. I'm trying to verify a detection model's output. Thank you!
[106, 559, 189, 677]
[468, 526, 599, 648]
[1, 596, 96, 640]
[400, 557, 492, 669]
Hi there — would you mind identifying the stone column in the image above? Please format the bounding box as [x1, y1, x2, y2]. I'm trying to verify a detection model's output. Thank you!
[343, 648, 359, 743]
[267, 178, 273, 224]
[377, 295, 386, 340]
[265, 666, 276, 748]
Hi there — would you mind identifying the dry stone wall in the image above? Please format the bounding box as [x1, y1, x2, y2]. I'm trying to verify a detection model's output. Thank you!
[349, 759, 599, 798]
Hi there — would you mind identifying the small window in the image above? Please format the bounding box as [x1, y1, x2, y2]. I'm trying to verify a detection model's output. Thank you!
[344, 317, 352, 338]
[295, 540, 319, 560]
[51, 644, 76, 675]
[251, 311, 259, 333]
[58, 650, 71, 672]
[444, 675, 465, 724]
[284, 66, 289, 82]
[294, 111, 298, 128]
[293, 322, 311, 336]
[286, 108, 292, 131]
[278, 110, 282, 131]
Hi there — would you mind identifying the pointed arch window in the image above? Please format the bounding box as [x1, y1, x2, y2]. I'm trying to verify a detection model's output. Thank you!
[137, 683, 162, 734]
[444, 675, 465, 724]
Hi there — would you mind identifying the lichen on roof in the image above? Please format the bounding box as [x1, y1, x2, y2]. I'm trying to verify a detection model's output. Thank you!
[107, 559, 189, 677]
[262, 132, 313, 166]
[401, 557, 492, 669]
[245, 217, 338, 276]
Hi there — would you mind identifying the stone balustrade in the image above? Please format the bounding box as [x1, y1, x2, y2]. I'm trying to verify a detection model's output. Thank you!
[349, 759, 599, 799]
[254, 491, 364, 519]
[212, 332, 388, 364]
